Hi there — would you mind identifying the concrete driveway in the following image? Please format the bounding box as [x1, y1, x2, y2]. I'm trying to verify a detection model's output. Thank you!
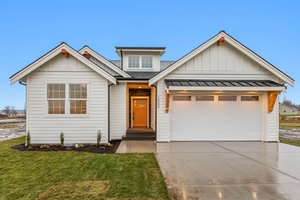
[156, 142, 300, 200]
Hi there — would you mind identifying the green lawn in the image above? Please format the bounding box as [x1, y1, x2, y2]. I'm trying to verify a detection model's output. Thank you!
[0, 137, 169, 200]
[279, 137, 300, 147]
[279, 122, 300, 129]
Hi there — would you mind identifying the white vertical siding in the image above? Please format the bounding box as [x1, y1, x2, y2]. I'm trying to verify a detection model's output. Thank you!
[27, 54, 109, 144]
[167, 42, 277, 81]
[151, 87, 156, 130]
[110, 83, 126, 140]
[156, 80, 170, 142]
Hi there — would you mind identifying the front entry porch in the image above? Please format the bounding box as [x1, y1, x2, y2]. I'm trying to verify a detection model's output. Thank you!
[122, 127, 156, 140]
[123, 82, 156, 140]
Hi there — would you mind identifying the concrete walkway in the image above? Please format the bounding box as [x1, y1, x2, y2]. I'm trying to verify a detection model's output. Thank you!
[117, 140, 300, 199]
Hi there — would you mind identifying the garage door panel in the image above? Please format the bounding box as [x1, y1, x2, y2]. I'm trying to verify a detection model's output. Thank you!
[170, 94, 262, 141]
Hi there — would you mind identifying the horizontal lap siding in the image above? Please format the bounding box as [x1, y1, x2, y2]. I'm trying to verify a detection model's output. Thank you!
[156, 80, 170, 142]
[110, 83, 126, 140]
[27, 56, 108, 144]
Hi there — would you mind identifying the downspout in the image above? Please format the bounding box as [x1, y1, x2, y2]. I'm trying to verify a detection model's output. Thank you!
[152, 85, 158, 140]
[19, 81, 27, 133]
[108, 82, 114, 143]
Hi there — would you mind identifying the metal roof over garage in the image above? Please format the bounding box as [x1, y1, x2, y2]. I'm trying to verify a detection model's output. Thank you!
[165, 80, 284, 90]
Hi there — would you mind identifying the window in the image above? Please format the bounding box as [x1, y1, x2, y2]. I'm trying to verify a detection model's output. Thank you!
[70, 84, 87, 114]
[141, 56, 153, 68]
[47, 84, 65, 114]
[241, 96, 259, 101]
[173, 96, 191, 101]
[196, 96, 214, 101]
[218, 96, 237, 101]
[128, 56, 140, 68]
[128, 56, 153, 69]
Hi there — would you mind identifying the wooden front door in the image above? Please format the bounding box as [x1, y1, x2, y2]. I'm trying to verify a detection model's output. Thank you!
[133, 98, 147, 127]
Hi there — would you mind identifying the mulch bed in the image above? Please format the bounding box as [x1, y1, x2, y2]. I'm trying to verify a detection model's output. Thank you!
[12, 140, 121, 154]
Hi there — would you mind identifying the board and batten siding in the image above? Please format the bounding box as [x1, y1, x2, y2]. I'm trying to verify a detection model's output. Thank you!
[110, 83, 126, 140]
[167, 42, 279, 83]
[26, 54, 109, 144]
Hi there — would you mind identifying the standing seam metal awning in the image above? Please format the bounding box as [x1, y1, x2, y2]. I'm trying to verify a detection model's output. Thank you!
[164, 80, 286, 91]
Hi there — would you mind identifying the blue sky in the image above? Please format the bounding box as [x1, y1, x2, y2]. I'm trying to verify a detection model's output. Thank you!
[0, 0, 299, 109]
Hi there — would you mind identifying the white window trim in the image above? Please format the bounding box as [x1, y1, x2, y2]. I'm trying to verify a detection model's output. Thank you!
[128, 55, 153, 69]
[44, 81, 90, 118]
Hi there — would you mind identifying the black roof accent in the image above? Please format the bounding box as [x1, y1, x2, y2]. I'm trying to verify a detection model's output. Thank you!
[164, 80, 284, 88]
[116, 72, 160, 80]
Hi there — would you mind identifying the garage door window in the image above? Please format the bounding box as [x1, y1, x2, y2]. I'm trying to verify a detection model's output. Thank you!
[218, 96, 237, 101]
[196, 96, 214, 101]
[241, 96, 259, 101]
[173, 96, 191, 101]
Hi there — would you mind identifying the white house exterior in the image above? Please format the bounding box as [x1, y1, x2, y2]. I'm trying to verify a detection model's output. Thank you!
[10, 31, 294, 144]
[279, 104, 299, 115]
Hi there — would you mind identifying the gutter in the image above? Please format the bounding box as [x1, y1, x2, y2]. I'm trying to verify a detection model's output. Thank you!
[19, 81, 26, 86]
[108, 83, 114, 143]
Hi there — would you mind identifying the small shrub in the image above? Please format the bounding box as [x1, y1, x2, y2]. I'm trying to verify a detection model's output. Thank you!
[40, 144, 50, 149]
[60, 132, 64, 146]
[97, 130, 102, 147]
[25, 131, 31, 147]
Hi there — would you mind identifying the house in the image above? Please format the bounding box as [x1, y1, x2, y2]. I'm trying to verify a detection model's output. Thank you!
[10, 31, 294, 144]
[279, 104, 299, 115]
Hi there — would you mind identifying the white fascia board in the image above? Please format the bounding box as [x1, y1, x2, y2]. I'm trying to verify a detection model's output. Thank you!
[168, 86, 286, 92]
[149, 32, 294, 87]
[10, 43, 117, 85]
[79, 46, 131, 78]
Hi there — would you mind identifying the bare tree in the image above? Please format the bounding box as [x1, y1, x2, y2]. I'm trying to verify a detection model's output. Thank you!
[2, 105, 16, 116]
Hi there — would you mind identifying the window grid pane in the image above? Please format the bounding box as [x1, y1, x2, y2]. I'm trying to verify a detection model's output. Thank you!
[69, 84, 87, 114]
[196, 96, 214, 101]
[141, 56, 153, 68]
[241, 96, 259, 101]
[218, 96, 237, 101]
[47, 84, 65, 114]
[173, 96, 191, 101]
[47, 84, 65, 98]
[128, 56, 140, 68]
[70, 100, 87, 114]
[48, 100, 65, 114]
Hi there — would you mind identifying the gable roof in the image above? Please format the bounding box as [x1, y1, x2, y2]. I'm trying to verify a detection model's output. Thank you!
[149, 31, 294, 86]
[280, 103, 299, 111]
[78, 46, 132, 78]
[10, 43, 117, 85]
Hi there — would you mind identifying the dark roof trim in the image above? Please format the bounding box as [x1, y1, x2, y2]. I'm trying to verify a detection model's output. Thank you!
[165, 79, 284, 88]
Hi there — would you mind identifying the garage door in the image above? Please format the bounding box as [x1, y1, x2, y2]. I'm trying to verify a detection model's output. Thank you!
[170, 94, 262, 141]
